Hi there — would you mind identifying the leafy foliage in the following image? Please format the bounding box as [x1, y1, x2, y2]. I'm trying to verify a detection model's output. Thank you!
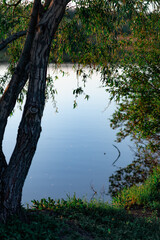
[112, 167, 160, 210]
[109, 148, 158, 197]
[0, 0, 31, 66]
[100, 1, 160, 197]
[101, 1, 160, 155]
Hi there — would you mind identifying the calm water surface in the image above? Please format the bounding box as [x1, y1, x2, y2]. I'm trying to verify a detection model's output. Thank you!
[1, 64, 134, 204]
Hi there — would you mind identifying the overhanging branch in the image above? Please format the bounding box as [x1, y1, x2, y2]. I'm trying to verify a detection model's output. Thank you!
[3, 0, 22, 7]
[0, 31, 26, 51]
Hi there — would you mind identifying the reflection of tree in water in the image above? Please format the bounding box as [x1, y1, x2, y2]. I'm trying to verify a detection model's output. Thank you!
[109, 146, 159, 197]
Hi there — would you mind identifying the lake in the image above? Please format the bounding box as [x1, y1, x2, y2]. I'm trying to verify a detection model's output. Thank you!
[1, 64, 134, 204]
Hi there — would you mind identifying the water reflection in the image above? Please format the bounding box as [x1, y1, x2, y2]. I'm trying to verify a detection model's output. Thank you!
[1, 64, 134, 204]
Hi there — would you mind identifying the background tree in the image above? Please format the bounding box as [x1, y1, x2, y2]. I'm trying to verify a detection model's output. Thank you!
[103, 1, 160, 196]
[104, 1, 160, 154]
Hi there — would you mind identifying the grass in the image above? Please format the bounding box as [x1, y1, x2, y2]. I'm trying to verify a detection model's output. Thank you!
[112, 166, 160, 210]
[0, 167, 160, 239]
[0, 195, 160, 240]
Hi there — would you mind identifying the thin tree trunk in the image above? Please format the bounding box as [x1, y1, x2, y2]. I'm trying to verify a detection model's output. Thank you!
[0, 0, 40, 167]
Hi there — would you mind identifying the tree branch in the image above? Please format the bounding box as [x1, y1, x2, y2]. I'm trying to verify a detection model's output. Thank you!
[0, 0, 40, 170]
[0, 31, 26, 51]
[3, 0, 22, 7]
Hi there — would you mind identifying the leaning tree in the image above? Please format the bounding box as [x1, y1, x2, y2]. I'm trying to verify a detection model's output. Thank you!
[0, 0, 72, 222]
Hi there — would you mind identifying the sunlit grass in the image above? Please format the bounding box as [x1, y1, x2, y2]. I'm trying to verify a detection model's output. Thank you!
[112, 166, 160, 210]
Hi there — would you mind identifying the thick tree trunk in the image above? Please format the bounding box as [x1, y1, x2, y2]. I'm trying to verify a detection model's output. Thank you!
[0, 0, 70, 223]
[0, 0, 40, 222]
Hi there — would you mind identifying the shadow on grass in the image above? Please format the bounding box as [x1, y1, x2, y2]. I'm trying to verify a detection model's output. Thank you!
[0, 196, 160, 240]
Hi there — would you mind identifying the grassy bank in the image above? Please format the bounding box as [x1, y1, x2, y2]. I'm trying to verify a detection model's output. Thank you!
[112, 167, 160, 210]
[0, 168, 160, 239]
[0, 196, 159, 240]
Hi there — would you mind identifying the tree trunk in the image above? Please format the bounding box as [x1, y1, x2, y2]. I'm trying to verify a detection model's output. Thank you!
[0, 0, 40, 165]
[0, 0, 70, 222]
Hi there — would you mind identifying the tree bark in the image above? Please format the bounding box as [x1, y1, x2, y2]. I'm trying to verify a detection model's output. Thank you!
[0, 1, 40, 221]
[0, 0, 40, 167]
[0, 0, 70, 223]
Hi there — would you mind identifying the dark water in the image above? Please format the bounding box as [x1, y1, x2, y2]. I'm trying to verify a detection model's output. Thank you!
[1, 64, 134, 205]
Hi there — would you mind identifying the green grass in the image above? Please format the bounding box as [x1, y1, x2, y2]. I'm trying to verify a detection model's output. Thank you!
[112, 166, 160, 210]
[0, 168, 160, 239]
[0, 195, 160, 240]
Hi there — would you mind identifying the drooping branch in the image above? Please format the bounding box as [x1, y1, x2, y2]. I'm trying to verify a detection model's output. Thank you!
[0, 31, 26, 51]
[0, 0, 40, 171]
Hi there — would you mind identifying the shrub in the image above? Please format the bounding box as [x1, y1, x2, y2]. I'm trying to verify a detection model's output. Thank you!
[112, 166, 160, 210]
